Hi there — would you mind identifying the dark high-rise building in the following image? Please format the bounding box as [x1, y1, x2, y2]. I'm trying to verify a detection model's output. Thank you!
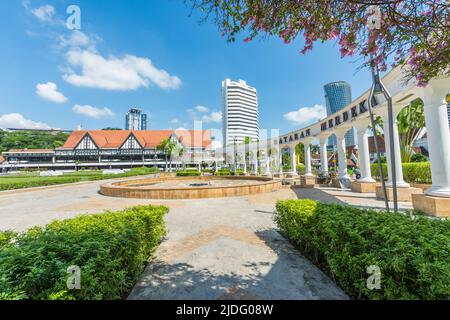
[324, 81, 355, 146]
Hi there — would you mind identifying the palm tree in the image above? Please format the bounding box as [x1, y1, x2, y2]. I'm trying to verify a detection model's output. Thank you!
[372, 98, 426, 163]
[157, 138, 177, 172]
[397, 99, 426, 162]
[172, 144, 185, 170]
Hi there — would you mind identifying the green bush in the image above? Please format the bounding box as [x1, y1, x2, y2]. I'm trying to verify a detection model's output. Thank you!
[371, 162, 431, 184]
[216, 169, 232, 176]
[296, 164, 306, 175]
[176, 170, 201, 177]
[0, 205, 167, 300]
[274, 199, 450, 300]
[411, 154, 428, 163]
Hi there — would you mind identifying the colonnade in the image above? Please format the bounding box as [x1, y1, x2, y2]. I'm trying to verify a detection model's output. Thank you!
[218, 69, 449, 216]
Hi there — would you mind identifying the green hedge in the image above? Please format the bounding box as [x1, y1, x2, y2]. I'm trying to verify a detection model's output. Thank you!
[0, 167, 160, 191]
[371, 162, 431, 184]
[0, 176, 82, 191]
[176, 170, 201, 177]
[0, 205, 168, 300]
[275, 199, 450, 300]
[216, 169, 232, 176]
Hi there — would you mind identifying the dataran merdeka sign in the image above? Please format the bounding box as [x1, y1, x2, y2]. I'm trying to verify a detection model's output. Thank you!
[276, 96, 378, 145]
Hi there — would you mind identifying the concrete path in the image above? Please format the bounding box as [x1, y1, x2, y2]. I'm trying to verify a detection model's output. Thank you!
[128, 189, 349, 300]
[0, 180, 414, 300]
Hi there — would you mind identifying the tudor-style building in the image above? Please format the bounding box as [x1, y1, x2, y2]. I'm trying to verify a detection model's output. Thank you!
[1, 130, 213, 171]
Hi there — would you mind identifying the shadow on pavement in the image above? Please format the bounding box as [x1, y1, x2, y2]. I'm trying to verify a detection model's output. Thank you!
[128, 228, 348, 300]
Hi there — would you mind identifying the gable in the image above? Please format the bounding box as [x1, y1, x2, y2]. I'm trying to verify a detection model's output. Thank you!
[121, 134, 142, 149]
[76, 135, 98, 150]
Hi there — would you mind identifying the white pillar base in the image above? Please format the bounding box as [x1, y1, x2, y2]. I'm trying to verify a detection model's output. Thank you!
[305, 173, 315, 177]
[358, 177, 376, 183]
[425, 186, 450, 198]
[386, 181, 410, 188]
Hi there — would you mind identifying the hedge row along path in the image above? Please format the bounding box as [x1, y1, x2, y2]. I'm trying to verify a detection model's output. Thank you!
[1, 180, 413, 299]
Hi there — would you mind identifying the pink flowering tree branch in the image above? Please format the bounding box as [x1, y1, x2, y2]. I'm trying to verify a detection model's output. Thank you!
[188, 0, 449, 86]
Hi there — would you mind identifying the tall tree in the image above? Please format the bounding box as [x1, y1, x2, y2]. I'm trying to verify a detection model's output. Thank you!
[189, 0, 449, 85]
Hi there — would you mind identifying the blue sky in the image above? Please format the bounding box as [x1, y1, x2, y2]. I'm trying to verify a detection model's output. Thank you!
[0, 0, 374, 141]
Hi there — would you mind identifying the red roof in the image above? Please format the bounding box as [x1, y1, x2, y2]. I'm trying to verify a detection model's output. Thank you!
[6, 149, 54, 153]
[60, 130, 211, 150]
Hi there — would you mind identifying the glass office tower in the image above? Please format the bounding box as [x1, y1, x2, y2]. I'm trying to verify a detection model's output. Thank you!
[324, 81, 355, 146]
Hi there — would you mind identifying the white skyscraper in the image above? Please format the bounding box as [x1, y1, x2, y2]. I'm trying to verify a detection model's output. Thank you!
[222, 79, 259, 146]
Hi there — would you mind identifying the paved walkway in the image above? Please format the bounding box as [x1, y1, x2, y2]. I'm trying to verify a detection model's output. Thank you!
[0, 181, 413, 300]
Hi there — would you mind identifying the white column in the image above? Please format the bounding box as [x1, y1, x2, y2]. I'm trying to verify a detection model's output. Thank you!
[355, 123, 375, 183]
[304, 140, 313, 177]
[279, 149, 283, 174]
[380, 109, 410, 188]
[336, 130, 350, 179]
[422, 82, 450, 197]
[243, 154, 247, 174]
[253, 151, 258, 174]
[291, 144, 298, 175]
[265, 155, 271, 175]
[319, 137, 329, 173]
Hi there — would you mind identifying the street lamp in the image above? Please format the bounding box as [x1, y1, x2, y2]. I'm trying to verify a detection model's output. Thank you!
[367, 57, 397, 212]
[233, 137, 238, 175]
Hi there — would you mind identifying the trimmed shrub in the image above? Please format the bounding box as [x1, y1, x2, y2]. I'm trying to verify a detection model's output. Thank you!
[0, 167, 160, 191]
[275, 200, 450, 300]
[0, 205, 168, 300]
[176, 170, 201, 177]
[216, 169, 232, 176]
[371, 162, 432, 184]
[296, 164, 306, 175]
[0, 176, 82, 191]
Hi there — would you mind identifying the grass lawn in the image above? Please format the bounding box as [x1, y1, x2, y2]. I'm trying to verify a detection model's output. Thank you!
[0, 167, 160, 191]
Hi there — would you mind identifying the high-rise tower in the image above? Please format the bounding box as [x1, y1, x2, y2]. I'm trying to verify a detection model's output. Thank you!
[324, 81, 355, 146]
[222, 79, 259, 146]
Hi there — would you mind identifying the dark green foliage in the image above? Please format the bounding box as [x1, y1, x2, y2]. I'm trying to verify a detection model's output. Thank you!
[0, 131, 69, 153]
[274, 199, 450, 300]
[0, 205, 168, 300]
[411, 154, 428, 163]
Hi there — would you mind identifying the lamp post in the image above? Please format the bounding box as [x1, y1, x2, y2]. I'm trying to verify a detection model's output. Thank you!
[367, 57, 397, 212]
[233, 137, 237, 175]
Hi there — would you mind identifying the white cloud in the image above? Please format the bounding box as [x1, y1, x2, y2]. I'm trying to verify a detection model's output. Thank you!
[284, 104, 326, 126]
[63, 49, 182, 91]
[72, 104, 115, 119]
[195, 105, 209, 113]
[188, 107, 222, 124]
[36, 82, 68, 103]
[0, 113, 52, 130]
[202, 111, 222, 123]
[169, 118, 180, 124]
[58, 31, 93, 49]
[31, 4, 55, 23]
